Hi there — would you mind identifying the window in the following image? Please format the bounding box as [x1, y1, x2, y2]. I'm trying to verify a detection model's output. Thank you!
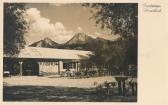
[63, 62, 76, 69]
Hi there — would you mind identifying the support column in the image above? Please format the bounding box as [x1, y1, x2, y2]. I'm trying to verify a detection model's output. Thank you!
[19, 61, 23, 76]
[85, 63, 87, 71]
[78, 62, 80, 72]
[58, 61, 60, 75]
[38, 62, 42, 76]
[58, 60, 63, 75]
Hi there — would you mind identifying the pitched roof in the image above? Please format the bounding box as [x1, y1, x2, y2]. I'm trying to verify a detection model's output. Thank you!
[5, 47, 92, 60]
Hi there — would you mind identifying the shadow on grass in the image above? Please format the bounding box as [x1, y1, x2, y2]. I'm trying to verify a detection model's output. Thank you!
[3, 86, 137, 102]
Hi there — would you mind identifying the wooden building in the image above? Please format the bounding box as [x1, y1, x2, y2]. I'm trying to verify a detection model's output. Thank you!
[3, 47, 92, 76]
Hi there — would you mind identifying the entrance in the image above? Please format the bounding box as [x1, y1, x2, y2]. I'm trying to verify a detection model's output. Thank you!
[22, 60, 39, 76]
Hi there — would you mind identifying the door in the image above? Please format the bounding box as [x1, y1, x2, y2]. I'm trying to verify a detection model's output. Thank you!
[22, 60, 39, 76]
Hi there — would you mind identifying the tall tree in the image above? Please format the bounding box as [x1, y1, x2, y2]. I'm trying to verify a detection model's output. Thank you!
[85, 3, 138, 39]
[85, 3, 138, 66]
[3, 3, 29, 56]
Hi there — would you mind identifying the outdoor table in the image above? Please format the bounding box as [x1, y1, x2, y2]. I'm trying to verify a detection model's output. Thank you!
[114, 75, 129, 95]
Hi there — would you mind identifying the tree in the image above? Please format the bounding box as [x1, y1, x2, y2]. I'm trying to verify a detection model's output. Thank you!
[85, 3, 138, 67]
[82, 3, 138, 96]
[85, 3, 138, 39]
[3, 3, 29, 56]
[89, 42, 125, 72]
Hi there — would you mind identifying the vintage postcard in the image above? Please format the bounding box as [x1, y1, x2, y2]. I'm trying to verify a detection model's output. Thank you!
[0, 0, 167, 105]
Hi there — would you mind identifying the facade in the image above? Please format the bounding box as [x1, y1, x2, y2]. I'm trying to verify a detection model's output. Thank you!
[3, 47, 92, 76]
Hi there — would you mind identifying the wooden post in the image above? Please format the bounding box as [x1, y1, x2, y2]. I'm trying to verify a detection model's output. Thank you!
[19, 61, 23, 76]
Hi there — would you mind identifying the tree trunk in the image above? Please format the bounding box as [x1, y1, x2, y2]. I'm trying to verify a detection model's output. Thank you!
[122, 80, 126, 96]
[132, 84, 135, 95]
[118, 81, 122, 95]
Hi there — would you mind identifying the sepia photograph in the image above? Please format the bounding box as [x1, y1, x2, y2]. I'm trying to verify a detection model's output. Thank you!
[3, 3, 138, 102]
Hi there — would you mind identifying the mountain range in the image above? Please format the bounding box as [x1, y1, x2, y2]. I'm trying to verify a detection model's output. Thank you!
[30, 37, 61, 48]
[29, 33, 115, 50]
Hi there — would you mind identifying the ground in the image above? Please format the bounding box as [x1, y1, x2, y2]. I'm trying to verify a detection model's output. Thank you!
[3, 76, 116, 88]
[3, 76, 137, 102]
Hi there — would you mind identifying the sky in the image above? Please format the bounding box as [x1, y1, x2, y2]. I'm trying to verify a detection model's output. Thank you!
[24, 3, 119, 45]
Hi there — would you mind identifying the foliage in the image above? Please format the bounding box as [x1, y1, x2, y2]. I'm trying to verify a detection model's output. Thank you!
[83, 3, 138, 70]
[75, 72, 81, 77]
[95, 81, 117, 95]
[89, 42, 126, 70]
[4, 3, 29, 56]
[85, 3, 138, 39]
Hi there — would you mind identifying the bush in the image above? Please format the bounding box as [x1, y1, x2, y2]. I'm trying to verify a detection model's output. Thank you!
[75, 72, 81, 77]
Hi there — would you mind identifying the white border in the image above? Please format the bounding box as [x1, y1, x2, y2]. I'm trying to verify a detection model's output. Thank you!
[1, 0, 168, 105]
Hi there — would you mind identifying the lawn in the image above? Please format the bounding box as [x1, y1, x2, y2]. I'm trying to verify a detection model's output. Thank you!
[3, 86, 137, 102]
[3, 76, 137, 102]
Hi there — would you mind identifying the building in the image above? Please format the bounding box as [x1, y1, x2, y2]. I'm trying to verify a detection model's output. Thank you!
[3, 47, 92, 76]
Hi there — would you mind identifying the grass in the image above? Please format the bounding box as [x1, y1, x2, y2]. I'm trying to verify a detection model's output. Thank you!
[3, 86, 137, 102]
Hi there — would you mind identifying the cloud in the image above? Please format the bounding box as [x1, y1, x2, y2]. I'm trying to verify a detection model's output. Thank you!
[77, 26, 83, 32]
[49, 3, 64, 7]
[90, 32, 121, 40]
[100, 34, 121, 41]
[25, 8, 74, 44]
[77, 27, 82, 31]
[94, 32, 101, 36]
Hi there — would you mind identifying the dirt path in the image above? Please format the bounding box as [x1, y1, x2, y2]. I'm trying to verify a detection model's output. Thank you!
[3, 76, 117, 88]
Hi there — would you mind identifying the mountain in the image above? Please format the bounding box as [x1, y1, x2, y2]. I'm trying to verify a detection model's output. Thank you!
[61, 33, 113, 50]
[65, 33, 95, 45]
[29, 33, 117, 51]
[29, 37, 61, 48]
